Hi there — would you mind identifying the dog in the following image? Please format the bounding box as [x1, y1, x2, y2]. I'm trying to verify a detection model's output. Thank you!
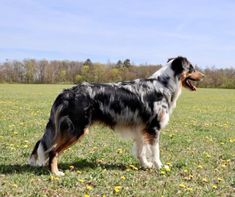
[29, 56, 204, 176]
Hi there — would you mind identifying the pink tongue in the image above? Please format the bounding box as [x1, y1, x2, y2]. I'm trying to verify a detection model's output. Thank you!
[187, 80, 196, 91]
[190, 81, 196, 91]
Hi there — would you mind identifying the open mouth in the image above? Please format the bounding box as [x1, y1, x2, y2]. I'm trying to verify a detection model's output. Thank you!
[185, 78, 197, 91]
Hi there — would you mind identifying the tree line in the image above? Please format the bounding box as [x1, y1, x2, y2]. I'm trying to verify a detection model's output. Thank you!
[0, 59, 234, 88]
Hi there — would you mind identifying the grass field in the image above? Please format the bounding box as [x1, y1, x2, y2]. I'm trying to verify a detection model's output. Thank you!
[0, 84, 234, 197]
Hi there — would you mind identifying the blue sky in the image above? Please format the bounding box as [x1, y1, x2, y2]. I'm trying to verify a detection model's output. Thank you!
[0, 0, 235, 68]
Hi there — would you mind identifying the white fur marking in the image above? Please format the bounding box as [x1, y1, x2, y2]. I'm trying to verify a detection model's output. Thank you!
[55, 171, 65, 176]
[134, 140, 153, 168]
[28, 155, 37, 166]
[150, 141, 162, 169]
[29, 143, 48, 167]
[160, 112, 169, 129]
[36, 143, 47, 166]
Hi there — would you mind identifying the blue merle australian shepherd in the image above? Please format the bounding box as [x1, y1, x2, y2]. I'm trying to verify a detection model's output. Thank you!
[29, 56, 204, 176]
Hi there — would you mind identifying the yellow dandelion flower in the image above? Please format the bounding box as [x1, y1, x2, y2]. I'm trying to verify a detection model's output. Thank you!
[54, 177, 60, 181]
[221, 164, 226, 168]
[212, 184, 217, 189]
[183, 169, 188, 173]
[163, 165, 171, 172]
[12, 184, 18, 188]
[160, 170, 166, 175]
[169, 134, 174, 138]
[189, 174, 193, 178]
[49, 175, 55, 181]
[197, 165, 203, 169]
[84, 194, 89, 197]
[79, 179, 84, 183]
[205, 153, 211, 158]
[179, 183, 186, 188]
[121, 176, 126, 180]
[69, 165, 75, 170]
[117, 148, 123, 154]
[186, 187, 193, 191]
[86, 185, 93, 190]
[23, 144, 28, 148]
[217, 177, 223, 182]
[166, 162, 172, 166]
[114, 186, 122, 193]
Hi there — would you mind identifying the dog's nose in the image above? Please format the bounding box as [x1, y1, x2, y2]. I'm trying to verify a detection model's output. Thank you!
[199, 72, 205, 81]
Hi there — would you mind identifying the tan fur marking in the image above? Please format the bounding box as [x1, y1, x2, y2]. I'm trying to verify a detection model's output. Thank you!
[143, 131, 155, 145]
[159, 110, 164, 121]
[190, 71, 205, 80]
[84, 128, 89, 135]
[50, 153, 59, 174]
[56, 137, 78, 154]
[49, 128, 89, 175]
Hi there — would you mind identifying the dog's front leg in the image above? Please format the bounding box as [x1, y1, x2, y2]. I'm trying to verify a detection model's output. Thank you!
[150, 132, 162, 169]
[135, 140, 153, 168]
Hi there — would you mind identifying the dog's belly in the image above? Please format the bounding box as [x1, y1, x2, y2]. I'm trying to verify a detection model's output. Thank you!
[114, 124, 145, 139]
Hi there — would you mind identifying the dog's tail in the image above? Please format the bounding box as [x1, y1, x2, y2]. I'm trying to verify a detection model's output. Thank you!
[28, 101, 68, 166]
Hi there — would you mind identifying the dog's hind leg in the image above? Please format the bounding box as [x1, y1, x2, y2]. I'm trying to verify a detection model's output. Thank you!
[48, 128, 89, 176]
[48, 136, 78, 176]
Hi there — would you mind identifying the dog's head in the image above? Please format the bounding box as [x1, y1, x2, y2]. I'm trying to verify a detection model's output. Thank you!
[169, 56, 204, 91]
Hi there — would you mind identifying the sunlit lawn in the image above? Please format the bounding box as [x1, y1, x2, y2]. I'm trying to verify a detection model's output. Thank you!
[0, 84, 234, 196]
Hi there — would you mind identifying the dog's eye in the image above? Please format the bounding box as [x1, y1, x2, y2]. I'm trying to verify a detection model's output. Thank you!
[188, 65, 195, 73]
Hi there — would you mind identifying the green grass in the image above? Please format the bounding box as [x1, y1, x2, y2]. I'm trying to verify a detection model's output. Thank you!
[0, 84, 234, 197]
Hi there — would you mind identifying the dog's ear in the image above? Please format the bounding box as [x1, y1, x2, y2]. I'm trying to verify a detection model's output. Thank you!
[171, 56, 189, 76]
[167, 58, 174, 63]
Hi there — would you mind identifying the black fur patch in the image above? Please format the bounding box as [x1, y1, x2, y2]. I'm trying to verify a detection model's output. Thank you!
[171, 56, 188, 77]
[30, 140, 40, 156]
[158, 76, 170, 88]
[40, 140, 48, 152]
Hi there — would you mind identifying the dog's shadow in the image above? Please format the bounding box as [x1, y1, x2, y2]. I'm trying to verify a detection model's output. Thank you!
[0, 159, 127, 176]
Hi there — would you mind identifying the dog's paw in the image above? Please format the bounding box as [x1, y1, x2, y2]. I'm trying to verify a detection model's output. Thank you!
[53, 170, 65, 176]
[153, 160, 163, 169]
[141, 161, 153, 169]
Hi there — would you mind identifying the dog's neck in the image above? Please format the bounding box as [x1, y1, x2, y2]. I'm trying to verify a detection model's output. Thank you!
[150, 63, 182, 112]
